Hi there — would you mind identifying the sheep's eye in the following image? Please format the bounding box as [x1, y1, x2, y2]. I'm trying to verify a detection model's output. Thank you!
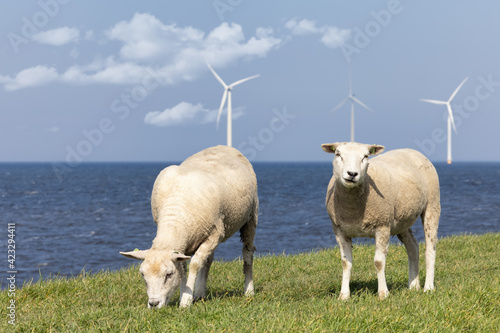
[164, 272, 173, 283]
[363, 155, 368, 161]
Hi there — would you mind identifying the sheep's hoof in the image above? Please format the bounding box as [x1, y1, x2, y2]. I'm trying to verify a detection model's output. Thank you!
[409, 281, 420, 291]
[338, 292, 350, 301]
[378, 290, 389, 300]
[179, 296, 193, 308]
[423, 285, 435, 292]
[244, 290, 255, 297]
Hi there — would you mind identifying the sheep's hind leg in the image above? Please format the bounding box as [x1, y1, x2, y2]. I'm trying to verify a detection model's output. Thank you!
[374, 227, 390, 299]
[240, 212, 257, 296]
[422, 207, 439, 292]
[397, 228, 420, 290]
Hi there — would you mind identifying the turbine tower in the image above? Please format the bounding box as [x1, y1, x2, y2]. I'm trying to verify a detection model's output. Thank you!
[207, 63, 259, 147]
[332, 71, 373, 142]
[421, 77, 468, 164]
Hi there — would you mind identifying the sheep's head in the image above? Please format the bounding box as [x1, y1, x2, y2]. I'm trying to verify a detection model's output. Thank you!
[120, 249, 190, 308]
[322, 142, 384, 188]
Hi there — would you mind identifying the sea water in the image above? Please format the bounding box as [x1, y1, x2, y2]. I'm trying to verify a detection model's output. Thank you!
[1, 161, 499, 285]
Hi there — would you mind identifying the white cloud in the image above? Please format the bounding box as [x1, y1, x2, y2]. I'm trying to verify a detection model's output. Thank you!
[63, 60, 153, 85]
[144, 102, 244, 127]
[107, 13, 205, 62]
[321, 27, 352, 48]
[285, 18, 351, 49]
[33, 27, 80, 46]
[0, 14, 281, 91]
[144, 102, 208, 126]
[0, 65, 58, 91]
[284, 18, 321, 35]
[107, 13, 281, 69]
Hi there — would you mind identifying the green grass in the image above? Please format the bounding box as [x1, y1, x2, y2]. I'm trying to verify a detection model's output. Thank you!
[2, 233, 499, 332]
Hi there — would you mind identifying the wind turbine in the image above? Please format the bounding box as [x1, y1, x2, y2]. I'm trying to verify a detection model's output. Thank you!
[332, 71, 373, 142]
[207, 63, 260, 147]
[421, 77, 468, 164]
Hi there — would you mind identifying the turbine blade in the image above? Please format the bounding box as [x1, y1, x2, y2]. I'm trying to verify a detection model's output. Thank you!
[348, 70, 352, 95]
[420, 99, 447, 105]
[351, 96, 373, 112]
[207, 63, 228, 88]
[448, 77, 469, 102]
[216, 89, 228, 129]
[447, 104, 457, 134]
[332, 97, 349, 112]
[229, 74, 260, 88]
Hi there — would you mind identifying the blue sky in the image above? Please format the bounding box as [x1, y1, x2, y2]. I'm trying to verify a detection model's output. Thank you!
[1, 0, 499, 164]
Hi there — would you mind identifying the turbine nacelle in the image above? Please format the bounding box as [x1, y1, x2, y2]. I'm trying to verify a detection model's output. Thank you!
[420, 77, 468, 164]
[420, 77, 468, 134]
[206, 63, 259, 146]
[332, 72, 374, 142]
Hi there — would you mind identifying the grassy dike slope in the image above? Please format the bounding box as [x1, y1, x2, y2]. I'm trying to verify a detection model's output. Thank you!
[1, 233, 499, 332]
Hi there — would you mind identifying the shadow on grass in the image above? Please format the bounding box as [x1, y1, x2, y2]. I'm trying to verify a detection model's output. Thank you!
[328, 279, 408, 297]
[198, 289, 245, 303]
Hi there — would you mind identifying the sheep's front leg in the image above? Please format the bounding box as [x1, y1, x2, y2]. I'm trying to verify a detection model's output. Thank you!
[194, 252, 214, 300]
[335, 229, 353, 300]
[180, 236, 220, 308]
[374, 227, 390, 299]
[179, 261, 188, 301]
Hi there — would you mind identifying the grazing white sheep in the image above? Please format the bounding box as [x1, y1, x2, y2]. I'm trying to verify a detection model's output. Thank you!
[121, 145, 258, 308]
[321, 142, 440, 300]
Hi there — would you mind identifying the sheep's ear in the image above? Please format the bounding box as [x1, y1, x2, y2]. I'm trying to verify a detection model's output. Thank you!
[172, 252, 191, 262]
[368, 145, 385, 156]
[321, 143, 340, 153]
[120, 250, 149, 260]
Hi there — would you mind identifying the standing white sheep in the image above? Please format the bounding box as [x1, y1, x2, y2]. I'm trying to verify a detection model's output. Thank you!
[321, 142, 440, 300]
[120, 145, 258, 308]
